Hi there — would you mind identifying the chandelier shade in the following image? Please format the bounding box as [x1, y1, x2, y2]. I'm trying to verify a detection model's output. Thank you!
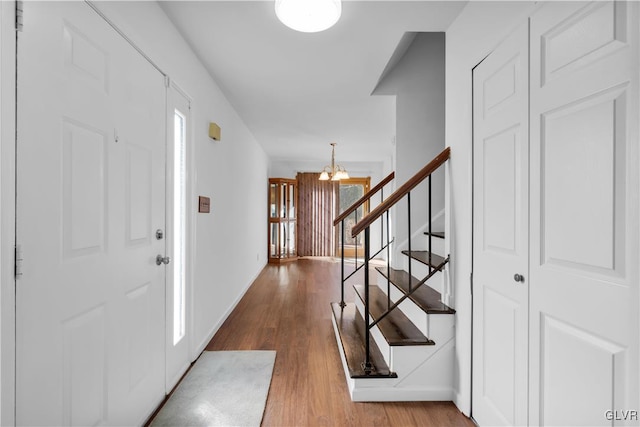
[319, 143, 349, 181]
[275, 0, 342, 33]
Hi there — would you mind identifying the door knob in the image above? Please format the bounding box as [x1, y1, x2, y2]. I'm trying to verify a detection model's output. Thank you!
[513, 273, 524, 283]
[156, 255, 171, 265]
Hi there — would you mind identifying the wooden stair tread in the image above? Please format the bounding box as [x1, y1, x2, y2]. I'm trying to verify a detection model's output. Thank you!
[376, 267, 455, 315]
[353, 285, 434, 346]
[330, 302, 397, 379]
[401, 250, 446, 269]
[423, 231, 445, 239]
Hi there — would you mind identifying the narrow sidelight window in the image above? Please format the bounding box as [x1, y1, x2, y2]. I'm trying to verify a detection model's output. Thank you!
[172, 109, 187, 345]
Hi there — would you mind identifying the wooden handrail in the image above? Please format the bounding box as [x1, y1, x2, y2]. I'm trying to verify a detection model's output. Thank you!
[351, 147, 450, 237]
[333, 172, 395, 226]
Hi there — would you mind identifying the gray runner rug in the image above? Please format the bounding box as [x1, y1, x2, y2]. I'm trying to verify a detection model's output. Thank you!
[150, 350, 276, 427]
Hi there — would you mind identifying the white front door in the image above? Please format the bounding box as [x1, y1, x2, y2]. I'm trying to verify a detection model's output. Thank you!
[472, 22, 529, 427]
[529, 2, 639, 425]
[16, 2, 166, 425]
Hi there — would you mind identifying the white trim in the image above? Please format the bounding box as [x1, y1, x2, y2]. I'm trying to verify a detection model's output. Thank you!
[165, 82, 194, 392]
[169, 81, 199, 365]
[163, 80, 200, 365]
[0, 2, 16, 425]
[84, 0, 166, 78]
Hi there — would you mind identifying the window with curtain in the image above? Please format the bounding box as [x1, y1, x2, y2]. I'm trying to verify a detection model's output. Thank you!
[337, 177, 371, 258]
[296, 172, 338, 257]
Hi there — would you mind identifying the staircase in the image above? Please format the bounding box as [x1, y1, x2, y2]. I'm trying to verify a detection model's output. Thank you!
[331, 147, 454, 401]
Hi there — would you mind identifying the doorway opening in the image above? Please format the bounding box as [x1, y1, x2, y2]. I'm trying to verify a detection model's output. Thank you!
[336, 177, 370, 258]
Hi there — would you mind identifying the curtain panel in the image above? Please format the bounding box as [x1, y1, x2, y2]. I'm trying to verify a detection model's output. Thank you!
[296, 172, 338, 257]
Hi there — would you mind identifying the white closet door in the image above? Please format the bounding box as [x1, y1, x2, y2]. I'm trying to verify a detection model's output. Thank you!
[529, 2, 639, 425]
[16, 2, 166, 425]
[472, 22, 529, 427]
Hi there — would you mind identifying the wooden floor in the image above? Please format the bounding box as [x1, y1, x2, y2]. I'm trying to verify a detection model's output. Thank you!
[205, 258, 475, 427]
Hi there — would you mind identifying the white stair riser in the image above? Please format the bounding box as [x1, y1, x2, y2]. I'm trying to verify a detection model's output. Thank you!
[420, 235, 445, 256]
[375, 271, 454, 344]
[349, 339, 456, 402]
[400, 260, 445, 295]
[353, 295, 454, 372]
[389, 338, 455, 385]
[377, 280, 428, 335]
[354, 295, 391, 365]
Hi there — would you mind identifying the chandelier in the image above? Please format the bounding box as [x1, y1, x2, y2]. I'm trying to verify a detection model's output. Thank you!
[319, 143, 349, 181]
[275, 0, 342, 33]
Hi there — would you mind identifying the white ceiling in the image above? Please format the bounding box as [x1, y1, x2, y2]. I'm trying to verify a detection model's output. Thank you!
[160, 1, 467, 165]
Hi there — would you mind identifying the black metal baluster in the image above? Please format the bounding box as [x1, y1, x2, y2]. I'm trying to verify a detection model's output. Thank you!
[428, 175, 432, 274]
[363, 227, 372, 373]
[340, 219, 346, 308]
[380, 188, 384, 252]
[386, 209, 391, 310]
[407, 192, 412, 292]
[354, 209, 358, 268]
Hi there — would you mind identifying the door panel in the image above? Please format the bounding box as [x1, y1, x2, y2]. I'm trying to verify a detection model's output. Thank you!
[530, 2, 639, 425]
[472, 22, 529, 427]
[17, 2, 166, 425]
[541, 86, 625, 273]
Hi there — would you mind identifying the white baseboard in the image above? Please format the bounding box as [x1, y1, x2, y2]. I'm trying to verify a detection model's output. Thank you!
[454, 390, 471, 418]
[191, 263, 266, 360]
[351, 387, 454, 402]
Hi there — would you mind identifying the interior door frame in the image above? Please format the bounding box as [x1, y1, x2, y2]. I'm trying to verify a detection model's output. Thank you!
[165, 80, 196, 390]
[0, 2, 17, 425]
[470, 53, 491, 423]
[336, 176, 371, 258]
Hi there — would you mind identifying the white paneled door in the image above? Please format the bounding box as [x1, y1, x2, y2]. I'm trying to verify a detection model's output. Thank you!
[473, 2, 639, 426]
[16, 2, 166, 425]
[529, 2, 639, 425]
[472, 22, 529, 427]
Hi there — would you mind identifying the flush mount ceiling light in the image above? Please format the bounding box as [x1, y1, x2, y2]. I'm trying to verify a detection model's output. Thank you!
[319, 143, 349, 181]
[275, 0, 342, 33]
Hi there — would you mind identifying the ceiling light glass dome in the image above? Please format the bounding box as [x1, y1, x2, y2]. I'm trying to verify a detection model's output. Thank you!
[275, 0, 342, 33]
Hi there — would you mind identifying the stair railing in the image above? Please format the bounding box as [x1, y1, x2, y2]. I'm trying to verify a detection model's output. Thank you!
[351, 147, 451, 373]
[333, 172, 395, 308]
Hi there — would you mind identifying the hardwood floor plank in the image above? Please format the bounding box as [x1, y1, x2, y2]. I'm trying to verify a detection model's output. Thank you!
[205, 258, 473, 427]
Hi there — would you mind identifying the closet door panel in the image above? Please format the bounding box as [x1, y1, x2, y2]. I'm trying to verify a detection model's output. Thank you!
[472, 22, 529, 427]
[529, 2, 639, 425]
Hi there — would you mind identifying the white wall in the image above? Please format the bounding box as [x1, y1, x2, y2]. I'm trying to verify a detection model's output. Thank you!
[445, 1, 536, 415]
[0, 2, 16, 425]
[373, 33, 446, 264]
[93, 1, 269, 358]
